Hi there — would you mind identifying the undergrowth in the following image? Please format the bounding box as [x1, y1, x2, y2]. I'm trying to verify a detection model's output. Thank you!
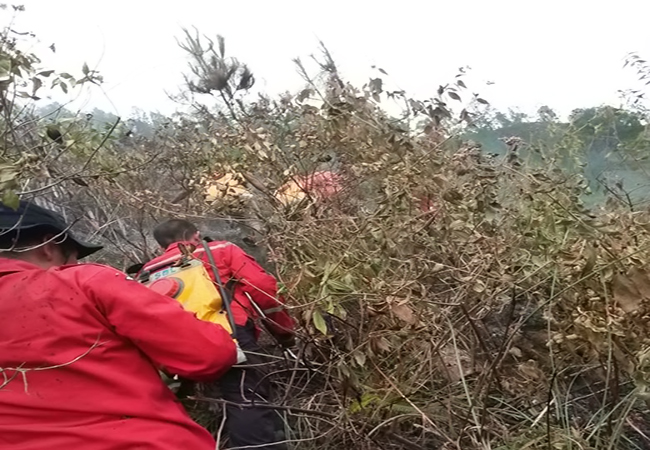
[1, 11, 649, 449]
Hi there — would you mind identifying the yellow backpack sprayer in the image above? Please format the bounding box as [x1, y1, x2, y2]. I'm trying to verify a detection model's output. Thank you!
[136, 239, 247, 365]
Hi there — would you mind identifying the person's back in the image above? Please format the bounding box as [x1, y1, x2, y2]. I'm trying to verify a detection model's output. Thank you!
[140, 219, 295, 450]
[142, 221, 295, 343]
[0, 201, 237, 450]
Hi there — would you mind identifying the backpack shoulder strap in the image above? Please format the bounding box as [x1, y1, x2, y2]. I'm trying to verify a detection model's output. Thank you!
[201, 239, 238, 338]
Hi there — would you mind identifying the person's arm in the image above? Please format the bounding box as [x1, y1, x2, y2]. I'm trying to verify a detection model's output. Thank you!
[224, 244, 296, 343]
[81, 265, 237, 382]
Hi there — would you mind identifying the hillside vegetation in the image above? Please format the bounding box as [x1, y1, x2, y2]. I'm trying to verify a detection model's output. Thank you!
[2, 7, 650, 449]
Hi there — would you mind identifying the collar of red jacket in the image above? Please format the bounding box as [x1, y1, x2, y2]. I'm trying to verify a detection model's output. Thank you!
[0, 257, 44, 274]
[143, 240, 229, 274]
[144, 240, 205, 270]
[164, 241, 196, 253]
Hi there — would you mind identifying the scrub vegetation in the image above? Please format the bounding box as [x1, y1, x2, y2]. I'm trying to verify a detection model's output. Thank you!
[2, 5, 650, 449]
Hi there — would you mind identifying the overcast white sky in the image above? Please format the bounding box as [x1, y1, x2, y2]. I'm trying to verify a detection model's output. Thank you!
[8, 0, 650, 121]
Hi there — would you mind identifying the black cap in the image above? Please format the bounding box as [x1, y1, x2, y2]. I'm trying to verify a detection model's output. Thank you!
[0, 200, 103, 259]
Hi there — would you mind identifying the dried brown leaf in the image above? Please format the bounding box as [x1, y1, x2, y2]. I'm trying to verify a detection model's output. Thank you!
[612, 270, 646, 313]
[391, 302, 415, 324]
[630, 267, 650, 298]
[371, 336, 391, 353]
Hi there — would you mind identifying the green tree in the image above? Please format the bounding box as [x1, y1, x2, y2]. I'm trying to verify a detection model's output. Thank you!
[569, 106, 645, 144]
[0, 5, 116, 208]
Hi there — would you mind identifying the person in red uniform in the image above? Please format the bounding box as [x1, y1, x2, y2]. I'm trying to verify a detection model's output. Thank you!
[0, 200, 237, 450]
[140, 219, 295, 450]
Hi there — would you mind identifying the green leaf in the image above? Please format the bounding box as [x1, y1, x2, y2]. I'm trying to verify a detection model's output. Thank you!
[11, 65, 22, 78]
[312, 309, 328, 335]
[2, 190, 20, 210]
[342, 273, 355, 290]
[38, 70, 54, 77]
[32, 77, 42, 95]
[82, 62, 89, 75]
[0, 56, 11, 81]
[349, 392, 380, 413]
[0, 165, 18, 183]
[325, 298, 335, 314]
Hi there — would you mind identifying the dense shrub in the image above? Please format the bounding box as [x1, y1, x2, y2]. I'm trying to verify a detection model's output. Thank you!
[2, 10, 650, 449]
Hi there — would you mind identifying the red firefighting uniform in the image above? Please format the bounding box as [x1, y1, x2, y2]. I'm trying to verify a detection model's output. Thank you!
[0, 259, 237, 450]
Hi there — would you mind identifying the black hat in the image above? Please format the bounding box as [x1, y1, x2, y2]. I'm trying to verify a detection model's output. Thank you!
[0, 200, 103, 259]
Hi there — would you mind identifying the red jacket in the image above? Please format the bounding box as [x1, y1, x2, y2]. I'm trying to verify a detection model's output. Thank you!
[141, 240, 294, 341]
[0, 258, 237, 450]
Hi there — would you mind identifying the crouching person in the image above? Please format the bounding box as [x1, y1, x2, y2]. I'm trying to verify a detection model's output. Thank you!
[140, 219, 296, 450]
[0, 200, 237, 450]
